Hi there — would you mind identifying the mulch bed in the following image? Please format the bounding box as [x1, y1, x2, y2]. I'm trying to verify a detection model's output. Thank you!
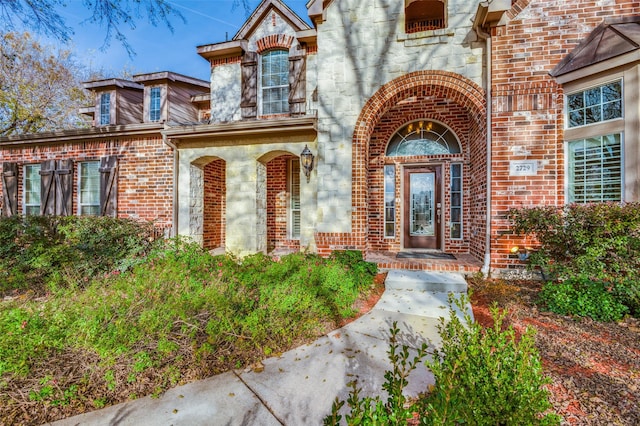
[469, 278, 640, 425]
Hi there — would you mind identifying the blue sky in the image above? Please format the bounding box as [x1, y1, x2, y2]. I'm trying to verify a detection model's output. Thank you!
[52, 0, 311, 81]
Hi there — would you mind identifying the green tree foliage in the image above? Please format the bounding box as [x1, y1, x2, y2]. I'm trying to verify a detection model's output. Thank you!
[0, 32, 93, 136]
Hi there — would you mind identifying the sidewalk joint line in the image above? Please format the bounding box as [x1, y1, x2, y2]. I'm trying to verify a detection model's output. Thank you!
[233, 370, 286, 425]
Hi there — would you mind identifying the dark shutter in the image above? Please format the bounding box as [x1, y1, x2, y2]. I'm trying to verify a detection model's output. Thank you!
[1, 163, 18, 217]
[241, 51, 258, 119]
[288, 55, 306, 116]
[55, 159, 73, 216]
[40, 160, 56, 215]
[99, 156, 118, 217]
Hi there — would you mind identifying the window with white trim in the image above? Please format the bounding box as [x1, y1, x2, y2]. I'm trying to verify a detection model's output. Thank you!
[24, 164, 41, 215]
[289, 159, 300, 239]
[79, 161, 100, 215]
[149, 87, 161, 122]
[261, 49, 289, 115]
[568, 134, 622, 203]
[100, 93, 111, 125]
[567, 80, 622, 128]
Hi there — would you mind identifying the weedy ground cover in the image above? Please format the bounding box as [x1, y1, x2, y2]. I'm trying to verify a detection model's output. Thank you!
[0, 237, 377, 424]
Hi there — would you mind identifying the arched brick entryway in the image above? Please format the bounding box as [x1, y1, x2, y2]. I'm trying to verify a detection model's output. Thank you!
[352, 70, 487, 258]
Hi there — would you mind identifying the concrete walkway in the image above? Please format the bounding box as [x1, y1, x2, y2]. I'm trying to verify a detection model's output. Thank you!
[50, 270, 471, 426]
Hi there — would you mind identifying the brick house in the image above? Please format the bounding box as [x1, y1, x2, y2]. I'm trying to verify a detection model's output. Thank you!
[1, 0, 639, 275]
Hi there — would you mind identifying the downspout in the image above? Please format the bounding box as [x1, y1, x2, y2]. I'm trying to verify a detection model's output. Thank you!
[162, 131, 179, 238]
[476, 21, 493, 277]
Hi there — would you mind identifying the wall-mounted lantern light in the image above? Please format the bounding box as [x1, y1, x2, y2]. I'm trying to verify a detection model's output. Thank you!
[510, 246, 533, 262]
[300, 145, 314, 183]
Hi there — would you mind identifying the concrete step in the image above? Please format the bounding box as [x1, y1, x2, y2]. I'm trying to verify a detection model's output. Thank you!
[384, 269, 468, 293]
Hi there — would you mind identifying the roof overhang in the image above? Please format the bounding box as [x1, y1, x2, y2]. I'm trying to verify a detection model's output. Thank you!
[197, 39, 248, 61]
[163, 116, 317, 148]
[82, 78, 143, 91]
[234, 0, 311, 41]
[133, 72, 209, 88]
[472, 0, 511, 38]
[0, 123, 164, 148]
[550, 16, 640, 81]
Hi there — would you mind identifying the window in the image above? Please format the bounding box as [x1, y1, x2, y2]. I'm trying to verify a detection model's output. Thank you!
[79, 161, 100, 215]
[261, 49, 289, 115]
[567, 80, 622, 128]
[24, 164, 41, 215]
[387, 121, 460, 156]
[405, 0, 446, 33]
[568, 134, 622, 203]
[100, 93, 111, 125]
[289, 159, 300, 239]
[384, 165, 396, 237]
[149, 87, 161, 122]
[450, 164, 462, 239]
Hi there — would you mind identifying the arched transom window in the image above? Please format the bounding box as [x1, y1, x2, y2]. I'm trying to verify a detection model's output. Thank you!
[386, 121, 460, 156]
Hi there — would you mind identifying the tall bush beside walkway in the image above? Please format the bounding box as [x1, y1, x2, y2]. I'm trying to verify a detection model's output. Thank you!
[510, 203, 640, 318]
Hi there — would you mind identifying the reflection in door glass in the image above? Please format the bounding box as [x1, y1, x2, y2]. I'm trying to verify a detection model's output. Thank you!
[410, 173, 434, 236]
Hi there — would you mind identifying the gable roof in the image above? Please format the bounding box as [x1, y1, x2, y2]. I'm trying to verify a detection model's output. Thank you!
[550, 16, 640, 78]
[233, 0, 311, 41]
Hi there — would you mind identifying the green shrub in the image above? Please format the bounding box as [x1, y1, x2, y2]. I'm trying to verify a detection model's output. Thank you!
[0, 241, 377, 383]
[539, 277, 628, 322]
[510, 203, 640, 317]
[325, 295, 560, 426]
[0, 215, 156, 293]
[510, 203, 640, 279]
[419, 295, 560, 425]
[324, 322, 429, 425]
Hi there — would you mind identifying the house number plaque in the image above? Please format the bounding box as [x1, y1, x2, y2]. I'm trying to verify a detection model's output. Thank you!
[509, 160, 538, 176]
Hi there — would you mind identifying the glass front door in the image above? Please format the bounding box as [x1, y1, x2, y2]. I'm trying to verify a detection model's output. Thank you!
[404, 166, 441, 249]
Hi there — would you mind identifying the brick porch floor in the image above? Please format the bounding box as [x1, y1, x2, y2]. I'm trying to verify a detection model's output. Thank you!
[366, 251, 483, 274]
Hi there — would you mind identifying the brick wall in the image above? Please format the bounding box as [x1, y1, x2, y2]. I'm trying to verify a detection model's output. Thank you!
[367, 97, 471, 253]
[315, 70, 487, 258]
[0, 135, 173, 228]
[489, 0, 638, 271]
[203, 158, 225, 250]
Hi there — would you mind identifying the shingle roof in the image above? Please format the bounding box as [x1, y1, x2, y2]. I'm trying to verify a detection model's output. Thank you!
[550, 16, 640, 77]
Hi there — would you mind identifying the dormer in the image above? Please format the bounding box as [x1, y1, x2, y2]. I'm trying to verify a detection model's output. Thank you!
[81, 79, 143, 126]
[133, 72, 210, 124]
[197, 0, 314, 123]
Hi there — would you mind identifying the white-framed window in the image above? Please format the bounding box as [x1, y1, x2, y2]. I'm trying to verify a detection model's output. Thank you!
[100, 93, 111, 125]
[567, 80, 622, 128]
[289, 159, 300, 239]
[149, 87, 161, 122]
[567, 134, 622, 203]
[261, 49, 289, 115]
[23, 164, 41, 215]
[450, 163, 462, 239]
[79, 161, 100, 215]
[384, 165, 396, 238]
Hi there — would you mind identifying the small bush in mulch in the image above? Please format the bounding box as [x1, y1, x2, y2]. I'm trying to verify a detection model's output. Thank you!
[470, 277, 640, 426]
[510, 203, 640, 319]
[325, 294, 560, 426]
